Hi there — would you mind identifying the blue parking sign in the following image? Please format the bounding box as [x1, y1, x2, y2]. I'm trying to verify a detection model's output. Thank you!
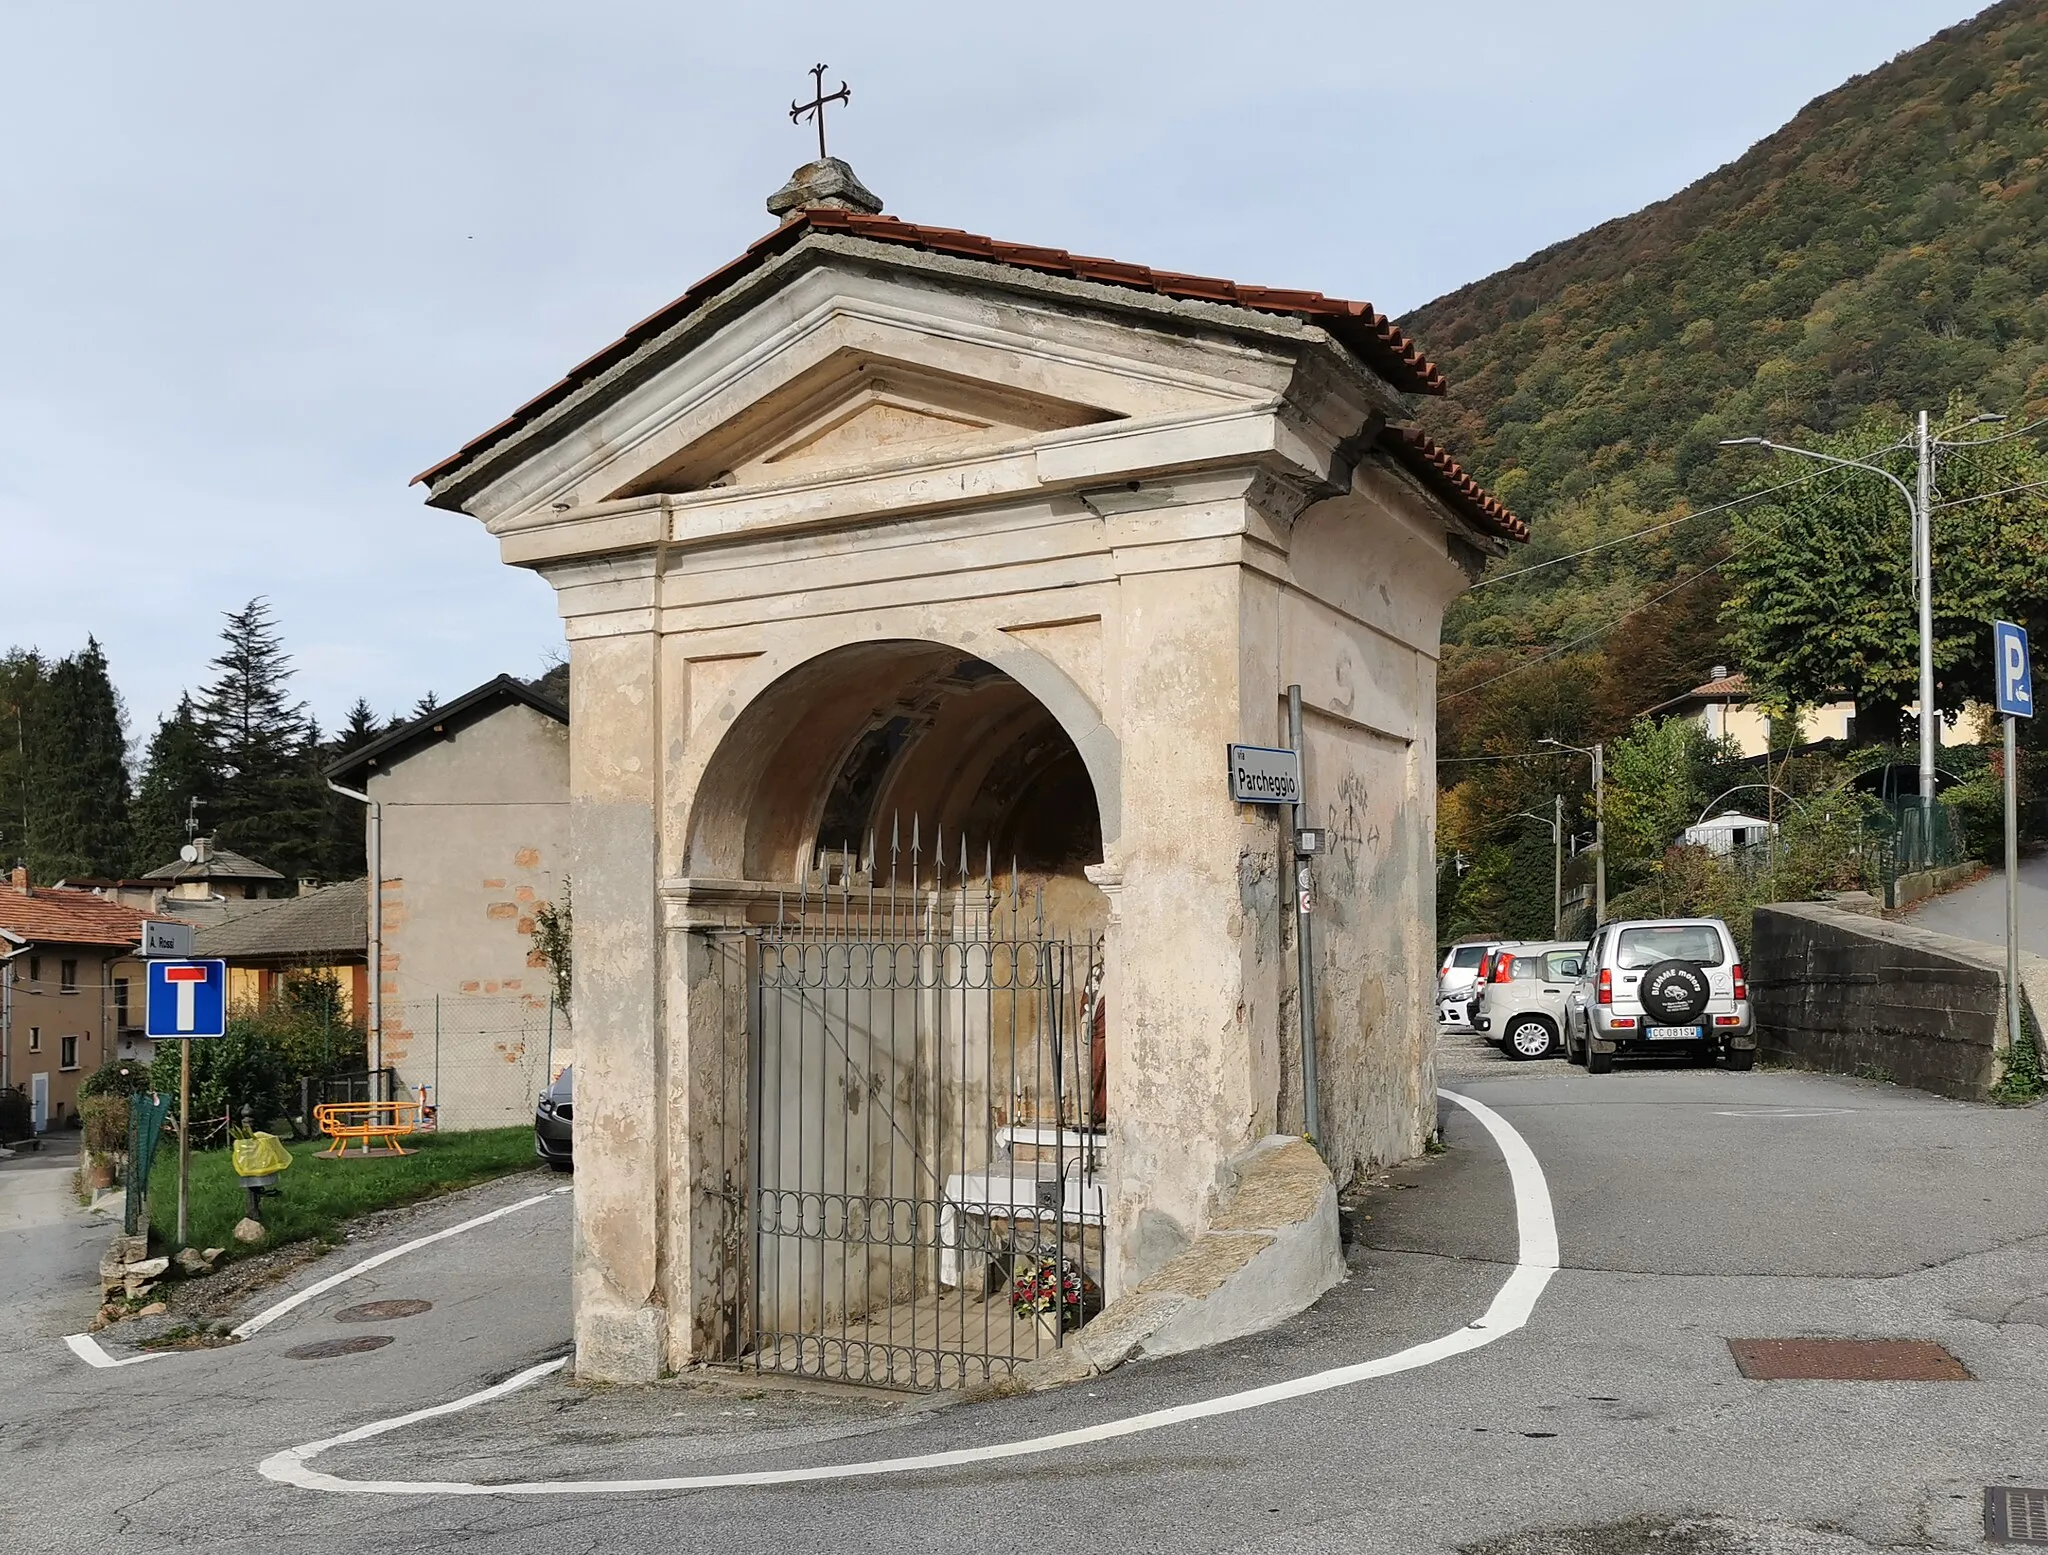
[1994, 620, 2034, 719]
[146, 959, 227, 1039]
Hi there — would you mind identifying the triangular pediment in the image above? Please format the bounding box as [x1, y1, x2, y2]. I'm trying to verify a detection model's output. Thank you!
[610, 348, 1118, 499]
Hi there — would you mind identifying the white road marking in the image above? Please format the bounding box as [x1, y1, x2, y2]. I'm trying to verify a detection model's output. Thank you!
[63, 1186, 565, 1368]
[1712, 1108, 1855, 1119]
[65, 1333, 164, 1368]
[260, 1086, 1557, 1496]
[232, 1191, 561, 1339]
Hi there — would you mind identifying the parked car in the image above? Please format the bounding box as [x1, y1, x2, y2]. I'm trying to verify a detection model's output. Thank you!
[1437, 940, 1517, 1034]
[534, 1065, 573, 1169]
[1563, 918, 1754, 1073]
[1472, 941, 1588, 1060]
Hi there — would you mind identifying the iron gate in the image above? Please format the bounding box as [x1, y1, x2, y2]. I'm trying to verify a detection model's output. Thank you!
[732, 838, 1104, 1390]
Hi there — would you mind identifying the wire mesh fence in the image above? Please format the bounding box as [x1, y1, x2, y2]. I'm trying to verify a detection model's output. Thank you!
[383, 995, 570, 1133]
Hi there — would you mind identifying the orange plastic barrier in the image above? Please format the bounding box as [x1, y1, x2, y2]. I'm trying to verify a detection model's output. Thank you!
[313, 1100, 421, 1158]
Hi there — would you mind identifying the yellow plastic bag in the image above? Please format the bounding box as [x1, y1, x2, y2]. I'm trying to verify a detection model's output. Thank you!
[231, 1131, 292, 1178]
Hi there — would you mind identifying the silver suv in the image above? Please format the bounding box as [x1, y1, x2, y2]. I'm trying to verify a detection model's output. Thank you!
[1564, 917, 1754, 1073]
[1472, 941, 1588, 1060]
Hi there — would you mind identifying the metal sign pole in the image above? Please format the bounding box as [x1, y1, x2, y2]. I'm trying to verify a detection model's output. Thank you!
[2007, 712, 2022, 1055]
[1287, 685, 1320, 1146]
[1993, 620, 2033, 1055]
[176, 1039, 191, 1247]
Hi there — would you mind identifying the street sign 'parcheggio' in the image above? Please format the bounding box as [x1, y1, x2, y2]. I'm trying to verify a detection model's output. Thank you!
[145, 959, 228, 1040]
[1227, 743, 1302, 805]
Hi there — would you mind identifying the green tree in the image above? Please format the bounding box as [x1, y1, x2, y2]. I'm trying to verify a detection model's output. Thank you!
[0, 650, 47, 870]
[26, 638, 132, 880]
[195, 599, 326, 878]
[1603, 716, 1742, 880]
[131, 695, 219, 873]
[1722, 414, 2048, 739]
[316, 699, 382, 880]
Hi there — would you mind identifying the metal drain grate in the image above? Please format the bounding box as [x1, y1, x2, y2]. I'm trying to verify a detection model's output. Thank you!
[1987, 1486, 2048, 1545]
[334, 1299, 432, 1323]
[1727, 1338, 1971, 1380]
[285, 1335, 395, 1359]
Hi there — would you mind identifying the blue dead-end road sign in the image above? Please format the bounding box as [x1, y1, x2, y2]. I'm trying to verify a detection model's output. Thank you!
[1995, 620, 2034, 719]
[146, 959, 227, 1039]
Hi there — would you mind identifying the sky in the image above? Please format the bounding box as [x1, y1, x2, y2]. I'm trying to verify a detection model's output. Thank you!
[0, 0, 1989, 741]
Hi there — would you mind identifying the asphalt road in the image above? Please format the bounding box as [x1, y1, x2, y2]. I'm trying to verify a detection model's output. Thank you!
[1905, 849, 2048, 954]
[14, 1045, 2048, 1554]
[0, 1133, 108, 1349]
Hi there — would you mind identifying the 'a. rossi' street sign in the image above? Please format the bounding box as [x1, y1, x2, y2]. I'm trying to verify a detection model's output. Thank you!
[1228, 744, 1302, 805]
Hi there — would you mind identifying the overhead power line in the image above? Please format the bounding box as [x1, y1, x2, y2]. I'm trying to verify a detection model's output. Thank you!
[1441, 542, 1759, 705]
[1929, 476, 2048, 512]
[1468, 468, 1835, 591]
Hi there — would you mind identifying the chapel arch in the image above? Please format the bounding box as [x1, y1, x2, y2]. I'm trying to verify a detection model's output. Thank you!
[684, 637, 1112, 885]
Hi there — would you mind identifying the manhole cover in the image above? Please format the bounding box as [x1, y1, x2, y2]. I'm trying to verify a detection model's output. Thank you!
[334, 1299, 432, 1323]
[1728, 1338, 1971, 1380]
[284, 1335, 395, 1359]
[1987, 1486, 2048, 1544]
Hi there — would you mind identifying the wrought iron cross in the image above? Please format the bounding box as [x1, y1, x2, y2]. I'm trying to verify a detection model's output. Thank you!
[789, 63, 850, 161]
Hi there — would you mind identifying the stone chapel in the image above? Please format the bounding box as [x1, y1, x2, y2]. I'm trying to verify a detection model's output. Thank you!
[416, 157, 1524, 1385]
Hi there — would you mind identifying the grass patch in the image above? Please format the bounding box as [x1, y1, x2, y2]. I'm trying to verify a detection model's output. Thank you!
[149, 1126, 539, 1255]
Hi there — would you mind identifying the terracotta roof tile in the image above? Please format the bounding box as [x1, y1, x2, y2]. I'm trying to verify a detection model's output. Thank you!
[1689, 672, 1750, 698]
[416, 207, 1455, 490]
[0, 886, 173, 949]
[1379, 427, 1527, 543]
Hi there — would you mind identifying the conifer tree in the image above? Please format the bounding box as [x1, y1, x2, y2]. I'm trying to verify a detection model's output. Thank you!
[0, 651, 46, 871]
[131, 695, 219, 873]
[316, 699, 382, 880]
[27, 638, 132, 880]
[195, 599, 325, 878]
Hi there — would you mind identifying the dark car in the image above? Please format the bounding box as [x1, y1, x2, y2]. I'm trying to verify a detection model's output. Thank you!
[534, 1066, 573, 1169]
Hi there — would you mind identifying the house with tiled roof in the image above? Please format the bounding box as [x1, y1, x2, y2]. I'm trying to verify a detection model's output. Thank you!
[191, 879, 370, 1023]
[1647, 668, 1847, 758]
[0, 868, 180, 1133]
[326, 676, 571, 1130]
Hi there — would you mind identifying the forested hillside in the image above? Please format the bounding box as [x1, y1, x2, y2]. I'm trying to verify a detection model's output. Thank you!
[1409, 0, 2048, 940]
[1409, 0, 2048, 719]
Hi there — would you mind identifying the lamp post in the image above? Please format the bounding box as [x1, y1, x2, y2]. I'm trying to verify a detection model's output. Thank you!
[1507, 799, 1563, 938]
[1721, 414, 2003, 818]
[1540, 739, 1604, 924]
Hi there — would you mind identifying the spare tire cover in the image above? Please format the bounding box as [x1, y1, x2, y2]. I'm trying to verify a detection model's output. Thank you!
[1639, 959, 1711, 1024]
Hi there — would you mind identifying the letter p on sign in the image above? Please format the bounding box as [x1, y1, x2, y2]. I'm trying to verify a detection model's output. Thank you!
[1995, 621, 2034, 719]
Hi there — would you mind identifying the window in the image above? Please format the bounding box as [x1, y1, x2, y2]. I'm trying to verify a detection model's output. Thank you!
[27, 1026, 40, 1053]
[1450, 945, 1486, 970]
[1615, 925, 1725, 969]
[59, 1035, 78, 1071]
[27, 955, 40, 985]
[60, 959, 78, 993]
[114, 978, 131, 1026]
[1544, 952, 1583, 981]
[1511, 956, 1539, 979]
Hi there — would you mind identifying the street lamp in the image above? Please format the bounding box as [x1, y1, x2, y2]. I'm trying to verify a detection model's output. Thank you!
[1539, 738, 1604, 924]
[1721, 413, 2005, 818]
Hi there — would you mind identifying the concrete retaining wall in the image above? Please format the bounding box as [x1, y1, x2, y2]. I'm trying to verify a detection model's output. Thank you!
[1751, 902, 2045, 1101]
[1888, 861, 1981, 911]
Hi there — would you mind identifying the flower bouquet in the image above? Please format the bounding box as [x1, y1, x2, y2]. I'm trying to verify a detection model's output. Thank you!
[1010, 1253, 1102, 1332]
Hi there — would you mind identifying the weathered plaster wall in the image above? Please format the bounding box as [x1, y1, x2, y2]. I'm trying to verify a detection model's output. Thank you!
[565, 618, 670, 1381]
[366, 701, 571, 1127]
